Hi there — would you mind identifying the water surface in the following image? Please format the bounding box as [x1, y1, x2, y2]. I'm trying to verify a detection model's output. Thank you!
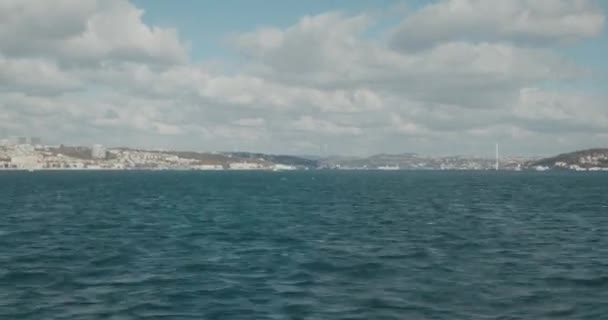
[1, 171, 607, 319]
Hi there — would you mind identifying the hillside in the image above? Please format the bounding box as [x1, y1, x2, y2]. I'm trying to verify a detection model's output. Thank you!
[531, 149, 608, 169]
[320, 153, 528, 170]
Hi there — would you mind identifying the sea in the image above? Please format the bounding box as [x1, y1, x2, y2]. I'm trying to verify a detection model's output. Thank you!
[1, 171, 607, 319]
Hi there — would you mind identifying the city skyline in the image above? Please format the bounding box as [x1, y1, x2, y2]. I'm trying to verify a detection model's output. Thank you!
[2, 137, 607, 172]
[1, 0, 607, 157]
[0, 133, 566, 159]
[0, 133, 603, 163]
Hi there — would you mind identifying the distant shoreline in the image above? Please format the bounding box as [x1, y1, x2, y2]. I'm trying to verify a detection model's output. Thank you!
[2, 145, 607, 172]
[2, 168, 608, 173]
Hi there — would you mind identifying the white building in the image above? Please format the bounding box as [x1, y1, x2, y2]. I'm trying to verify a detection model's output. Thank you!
[273, 164, 296, 171]
[229, 162, 263, 170]
[10, 155, 40, 169]
[378, 165, 400, 170]
[569, 165, 587, 171]
[193, 164, 224, 170]
[92, 144, 107, 159]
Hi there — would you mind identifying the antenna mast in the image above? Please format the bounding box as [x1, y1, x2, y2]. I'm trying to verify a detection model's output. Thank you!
[495, 143, 499, 171]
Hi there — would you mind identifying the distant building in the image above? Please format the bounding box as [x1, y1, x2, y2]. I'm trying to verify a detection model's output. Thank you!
[194, 164, 224, 170]
[30, 137, 42, 145]
[10, 155, 40, 169]
[5, 136, 18, 145]
[273, 164, 296, 171]
[229, 161, 263, 170]
[92, 144, 107, 159]
[377, 165, 400, 170]
[17, 137, 28, 145]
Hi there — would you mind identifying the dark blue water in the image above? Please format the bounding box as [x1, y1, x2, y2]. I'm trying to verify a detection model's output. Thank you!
[1, 171, 607, 319]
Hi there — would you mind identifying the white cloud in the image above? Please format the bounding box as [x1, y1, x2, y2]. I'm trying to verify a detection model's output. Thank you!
[390, 113, 429, 135]
[0, 55, 81, 94]
[514, 87, 608, 132]
[234, 12, 371, 74]
[290, 116, 363, 136]
[390, 0, 605, 50]
[0, 0, 188, 65]
[233, 12, 584, 109]
[0, 0, 606, 156]
[0, 0, 97, 45]
[233, 118, 266, 127]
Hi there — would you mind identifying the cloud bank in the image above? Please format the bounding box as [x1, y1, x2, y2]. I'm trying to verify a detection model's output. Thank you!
[1, 0, 606, 156]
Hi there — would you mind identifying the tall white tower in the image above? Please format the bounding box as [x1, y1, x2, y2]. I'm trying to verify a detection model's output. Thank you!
[495, 143, 499, 171]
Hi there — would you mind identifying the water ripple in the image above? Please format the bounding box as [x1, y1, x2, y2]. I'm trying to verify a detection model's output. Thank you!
[1, 171, 607, 319]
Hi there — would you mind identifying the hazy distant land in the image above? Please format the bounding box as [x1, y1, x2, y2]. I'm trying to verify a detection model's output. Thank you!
[1, 143, 607, 172]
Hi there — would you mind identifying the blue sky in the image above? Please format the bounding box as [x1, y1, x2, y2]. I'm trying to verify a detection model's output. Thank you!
[1, 0, 607, 156]
[133, 0, 410, 60]
[133, 0, 607, 96]
[136, 0, 607, 71]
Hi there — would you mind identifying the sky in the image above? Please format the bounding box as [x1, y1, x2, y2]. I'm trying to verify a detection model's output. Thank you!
[1, 0, 607, 157]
